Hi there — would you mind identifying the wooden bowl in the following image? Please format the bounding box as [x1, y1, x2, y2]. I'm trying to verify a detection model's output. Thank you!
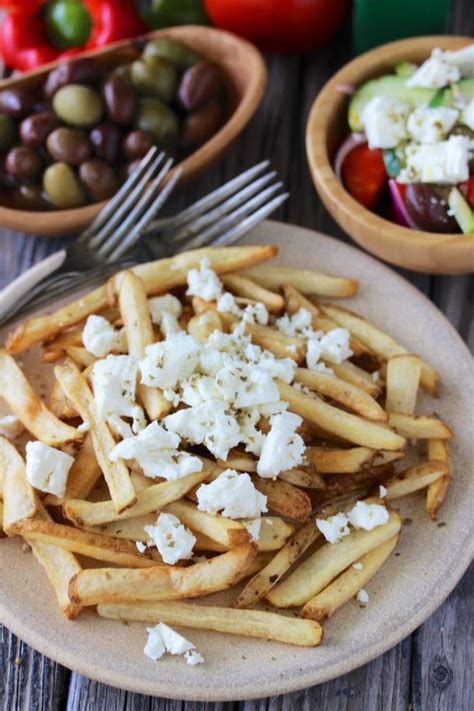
[0, 25, 267, 237]
[306, 36, 474, 274]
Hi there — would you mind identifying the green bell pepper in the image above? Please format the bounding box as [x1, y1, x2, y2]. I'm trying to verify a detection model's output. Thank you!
[136, 0, 209, 29]
[46, 0, 92, 49]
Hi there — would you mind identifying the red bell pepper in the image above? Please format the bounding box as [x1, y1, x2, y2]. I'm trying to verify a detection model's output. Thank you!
[84, 0, 147, 49]
[341, 143, 387, 210]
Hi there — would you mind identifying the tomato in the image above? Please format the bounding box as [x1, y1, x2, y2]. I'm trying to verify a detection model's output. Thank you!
[341, 143, 387, 210]
[463, 176, 474, 209]
[204, 0, 351, 53]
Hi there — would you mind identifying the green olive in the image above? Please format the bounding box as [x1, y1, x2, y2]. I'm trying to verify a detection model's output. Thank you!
[135, 97, 179, 145]
[130, 57, 177, 103]
[142, 38, 200, 69]
[53, 84, 104, 128]
[43, 162, 85, 208]
[0, 114, 17, 152]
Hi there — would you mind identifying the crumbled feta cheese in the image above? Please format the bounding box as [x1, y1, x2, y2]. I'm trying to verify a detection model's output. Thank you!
[317, 513, 350, 544]
[196, 469, 267, 519]
[407, 106, 459, 143]
[25, 441, 74, 497]
[186, 258, 223, 301]
[243, 517, 262, 541]
[442, 44, 474, 77]
[145, 623, 204, 665]
[318, 328, 353, 364]
[140, 333, 200, 390]
[379, 485, 388, 498]
[92, 354, 146, 436]
[77, 421, 90, 434]
[109, 421, 202, 480]
[361, 96, 409, 149]
[241, 302, 269, 325]
[276, 308, 313, 337]
[356, 588, 369, 605]
[144, 512, 196, 564]
[0, 415, 24, 440]
[352, 562, 364, 571]
[237, 408, 266, 456]
[161, 312, 183, 338]
[398, 135, 470, 184]
[306, 338, 322, 370]
[257, 412, 305, 479]
[347, 501, 389, 531]
[216, 291, 240, 315]
[148, 294, 182, 325]
[136, 541, 146, 553]
[371, 370, 380, 383]
[82, 315, 126, 358]
[406, 50, 461, 88]
[165, 400, 241, 460]
[461, 99, 474, 131]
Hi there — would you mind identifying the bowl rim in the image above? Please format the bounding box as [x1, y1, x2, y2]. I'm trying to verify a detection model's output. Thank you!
[306, 35, 474, 253]
[0, 25, 267, 234]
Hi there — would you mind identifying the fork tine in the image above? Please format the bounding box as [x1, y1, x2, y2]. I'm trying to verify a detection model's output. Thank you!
[210, 193, 289, 247]
[77, 147, 159, 244]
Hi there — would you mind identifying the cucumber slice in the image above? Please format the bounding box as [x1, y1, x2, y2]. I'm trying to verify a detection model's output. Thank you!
[383, 149, 400, 177]
[448, 188, 474, 234]
[394, 61, 416, 79]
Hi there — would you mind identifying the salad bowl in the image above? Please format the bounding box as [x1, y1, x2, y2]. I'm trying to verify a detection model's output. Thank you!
[306, 36, 474, 274]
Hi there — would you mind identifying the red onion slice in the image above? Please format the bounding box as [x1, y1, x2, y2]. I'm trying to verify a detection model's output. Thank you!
[334, 133, 367, 182]
[388, 178, 418, 229]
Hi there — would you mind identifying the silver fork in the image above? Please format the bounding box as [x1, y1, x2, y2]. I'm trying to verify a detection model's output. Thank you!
[1, 161, 288, 325]
[0, 147, 180, 326]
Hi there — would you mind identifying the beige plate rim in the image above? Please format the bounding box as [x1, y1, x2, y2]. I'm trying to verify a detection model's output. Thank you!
[0, 220, 473, 701]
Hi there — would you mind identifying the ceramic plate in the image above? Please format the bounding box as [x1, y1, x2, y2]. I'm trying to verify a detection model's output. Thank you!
[1, 221, 473, 701]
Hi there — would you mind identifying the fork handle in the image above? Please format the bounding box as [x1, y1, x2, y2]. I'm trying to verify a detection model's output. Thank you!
[0, 249, 67, 322]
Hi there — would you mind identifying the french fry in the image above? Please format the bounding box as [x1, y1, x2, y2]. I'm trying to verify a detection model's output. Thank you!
[165, 499, 251, 547]
[331, 360, 382, 397]
[98, 600, 323, 647]
[426, 440, 451, 520]
[388, 414, 453, 440]
[252, 477, 312, 521]
[187, 310, 223, 343]
[234, 516, 323, 609]
[0, 349, 82, 446]
[0, 500, 4, 536]
[304, 446, 403, 474]
[10, 519, 166, 568]
[278, 467, 326, 489]
[118, 271, 170, 420]
[44, 434, 102, 507]
[68, 543, 258, 605]
[319, 303, 440, 395]
[295, 368, 387, 422]
[48, 379, 78, 419]
[217, 450, 257, 472]
[193, 516, 295, 553]
[7, 246, 277, 354]
[385, 461, 448, 500]
[240, 265, 358, 297]
[221, 273, 284, 312]
[278, 381, 406, 451]
[42, 329, 83, 363]
[238, 321, 306, 362]
[64, 345, 96, 369]
[265, 509, 401, 608]
[385, 354, 422, 415]
[82, 514, 157, 542]
[64, 469, 210, 527]
[301, 535, 399, 621]
[0, 436, 38, 533]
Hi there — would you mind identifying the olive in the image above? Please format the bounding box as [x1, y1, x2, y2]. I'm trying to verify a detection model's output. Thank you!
[103, 74, 137, 126]
[5, 146, 42, 182]
[110, 64, 132, 82]
[20, 112, 59, 146]
[90, 122, 122, 163]
[122, 129, 154, 160]
[9, 183, 47, 211]
[181, 99, 223, 149]
[47, 127, 92, 165]
[53, 84, 104, 128]
[0, 88, 36, 118]
[142, 38, 200, 68]
[135, 97, 179, 145]
[79, 158, 118, 201]
[178, 61, 223, 111]
[405, 184, 459, 233]
[44, 58, 103, 97]
[43, 162, 85, 208]
[130, 57, 178, 103]
[0, 114, 17, 152]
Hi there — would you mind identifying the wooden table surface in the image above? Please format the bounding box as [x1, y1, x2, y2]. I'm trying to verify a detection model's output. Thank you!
[1, 3, 473, 709]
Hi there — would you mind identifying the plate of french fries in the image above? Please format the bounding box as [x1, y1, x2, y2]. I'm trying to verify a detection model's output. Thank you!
[0, 220, 473, 701]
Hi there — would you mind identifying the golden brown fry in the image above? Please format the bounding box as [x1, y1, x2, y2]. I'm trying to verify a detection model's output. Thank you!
[0, 436, 38, 533]
[238, 321, 305, 362]
[301, 535, 399, 621]
[64, 345, 96, 368]
[388, 414, 453, 440]
[187, 310, 223, 343]
[265, 510, 401, 608]
[216, 450, 257, 472]
[331, 360, 382, 397]
[118, 270, 170, 420]
[48, 380, 78, 420]
[278, 467, 326, 489]
[98, 600, 323, 647]
[221, 273, 284, 312]
[55, 361, 136, 514]
[64, 469, 210, 527]
[385, 461, 448, 500]
[385, 354, 422, 415]
[165, 499, 251, 547]
[194, 517, 294, 553]
[241, 265, 358, 297]
[45, 434, 102, 507]
[295, 368, 387, 422]
[426, 439, 451, 520]
[278, 381, 406, 451]
[81, 514, 156, 542]
[0, 349, 81, 446]
[304, 446, 403, 474]
[42, 329, 83, 363]
[252, 477, 312, 522]
[69, 543, 258, 605]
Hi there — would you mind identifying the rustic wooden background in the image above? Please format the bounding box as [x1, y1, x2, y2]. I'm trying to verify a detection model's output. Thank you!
[0, 1, 472, 708]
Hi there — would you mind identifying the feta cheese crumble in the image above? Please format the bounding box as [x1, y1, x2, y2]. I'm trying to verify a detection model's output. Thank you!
[92, 354, 145, 438]
[148, 294, 182, 324]
[243, 518, 262, 542]
[82, 315, 126, 358]
[165, 400, 241, 460]
[136, 541, 146, 553]
[0, 414, 24, 440]
[398, 135, 471, 184]
[144, 623, 204, 665]
[356, 588, 370, 605]
[442, 44, 474, 77]
[316, 513, 350, 544]
[186, 258, 223, 301]
[140, 333, 200, 390]
[25, 441, 74, 497]
[353, 562, 364, 571]
[109, 421, 202, 480]
[360, 96, 409, 149]
[406, 50, 461, 88]
[196, 469, 268, 519]
[144, 512, 196, 564]
[257, 412, 305, 479]
[406, 106, 459, 144]
[347, 501, 389, 531]
[379, 485, 388, 498]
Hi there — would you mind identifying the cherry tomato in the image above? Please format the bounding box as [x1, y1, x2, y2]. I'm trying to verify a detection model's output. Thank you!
[341, 143, 387, 210]
[461, 176, 474, 209]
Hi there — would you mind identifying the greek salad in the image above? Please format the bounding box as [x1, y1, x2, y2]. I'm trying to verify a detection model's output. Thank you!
[335, 44, 474, 234]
